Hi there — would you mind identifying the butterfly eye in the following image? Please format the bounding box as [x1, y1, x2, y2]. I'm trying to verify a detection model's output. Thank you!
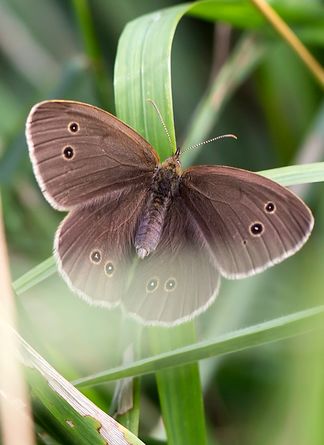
[164, 278, 177, 292]
[90, 249, 102, 264]
[63, 146, 74, 160]
[146, 277, 159, 293]
[265, 202, 276, 213]
[68, 122, 79, 133]
[104, 261, 115, 277]
[250, 222, 264, 236]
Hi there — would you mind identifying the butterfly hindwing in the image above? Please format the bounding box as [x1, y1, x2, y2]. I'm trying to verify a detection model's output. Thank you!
[181, 165, 314, 278]
[55, 188, 148, 307]
[122, 197, 221, 325]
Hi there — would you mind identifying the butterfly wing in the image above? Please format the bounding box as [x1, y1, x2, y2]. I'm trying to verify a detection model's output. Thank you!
[55, 187, 148, 307]
[26, 100, 159, 210]
[181, 165, 314, 279]
[122, 197, 221, 325]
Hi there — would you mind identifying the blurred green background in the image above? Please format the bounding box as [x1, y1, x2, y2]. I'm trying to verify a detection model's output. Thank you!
[1, 0, 324, 444]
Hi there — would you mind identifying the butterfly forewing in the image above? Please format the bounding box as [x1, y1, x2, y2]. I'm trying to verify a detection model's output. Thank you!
[26, 100, 159, 210]
[181, 166, 314, 279]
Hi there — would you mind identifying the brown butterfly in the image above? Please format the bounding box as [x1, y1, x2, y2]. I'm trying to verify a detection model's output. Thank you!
[26, 100, 314, 326]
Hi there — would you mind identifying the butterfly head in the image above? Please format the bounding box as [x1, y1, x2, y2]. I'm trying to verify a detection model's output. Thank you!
[161, 147, 182, 176]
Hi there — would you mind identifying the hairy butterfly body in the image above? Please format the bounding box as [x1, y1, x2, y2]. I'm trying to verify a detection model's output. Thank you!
[135, 155, 181, 258]
[26, 100, 314, 326]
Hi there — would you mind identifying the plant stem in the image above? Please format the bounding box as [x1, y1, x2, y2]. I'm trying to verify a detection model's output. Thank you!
[71, 0, 112, 109]
[250, 0, 324, 88]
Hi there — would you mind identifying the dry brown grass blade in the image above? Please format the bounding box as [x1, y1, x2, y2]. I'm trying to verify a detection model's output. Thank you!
[250, 0, 324, 87]
[0, 194, 35, 445]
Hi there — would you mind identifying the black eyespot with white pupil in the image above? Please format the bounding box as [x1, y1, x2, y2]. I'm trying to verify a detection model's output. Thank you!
[69, 122, 79, 133]
[265, 202, 275, 213]
[250, 222, 264, 236]
[146, 278, 159, 293]
[63, 146, 74, 159]
[90, 250, 101, 264]
[164, 278, 177, 292]
[105, 262, 114, 277]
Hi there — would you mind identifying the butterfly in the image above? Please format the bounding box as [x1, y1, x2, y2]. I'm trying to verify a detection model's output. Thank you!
[26, 100, 314, 326]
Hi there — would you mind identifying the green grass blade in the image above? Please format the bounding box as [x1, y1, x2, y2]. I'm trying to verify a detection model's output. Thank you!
[182, 33, 268, 165]
[74, 305, 324, 387]
[13, 256, 56, 295]
[259, 162, 324, 186]
[114, 4, 191, 159]
[3, 322, 146, 445]
[148, 324, 208, 445]
[114, 5, 210, 444]
[71, 0, 112, 108]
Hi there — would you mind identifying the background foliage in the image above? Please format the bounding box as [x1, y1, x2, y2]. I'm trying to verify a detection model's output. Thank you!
[0, 0, 324, 444]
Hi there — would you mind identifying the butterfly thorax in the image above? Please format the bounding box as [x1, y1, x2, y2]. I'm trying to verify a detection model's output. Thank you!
[135, 156, 182, 259]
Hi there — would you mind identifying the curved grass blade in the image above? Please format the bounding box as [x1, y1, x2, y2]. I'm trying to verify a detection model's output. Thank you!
[73, 305, 324, 387]
[114, 5, 210, 445]
[114, 4, 190, 159]
[259, 162, 324, 186]
[4, 322, 146, 445]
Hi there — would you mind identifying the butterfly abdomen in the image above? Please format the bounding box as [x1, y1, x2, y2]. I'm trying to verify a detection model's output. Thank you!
[135, 193, 170, 258]
[134, 162, 180, 259]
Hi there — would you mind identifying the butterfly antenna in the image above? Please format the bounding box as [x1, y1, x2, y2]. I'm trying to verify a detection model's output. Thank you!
[181, 134, 237, 155]
[147, 99, 173, 151]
